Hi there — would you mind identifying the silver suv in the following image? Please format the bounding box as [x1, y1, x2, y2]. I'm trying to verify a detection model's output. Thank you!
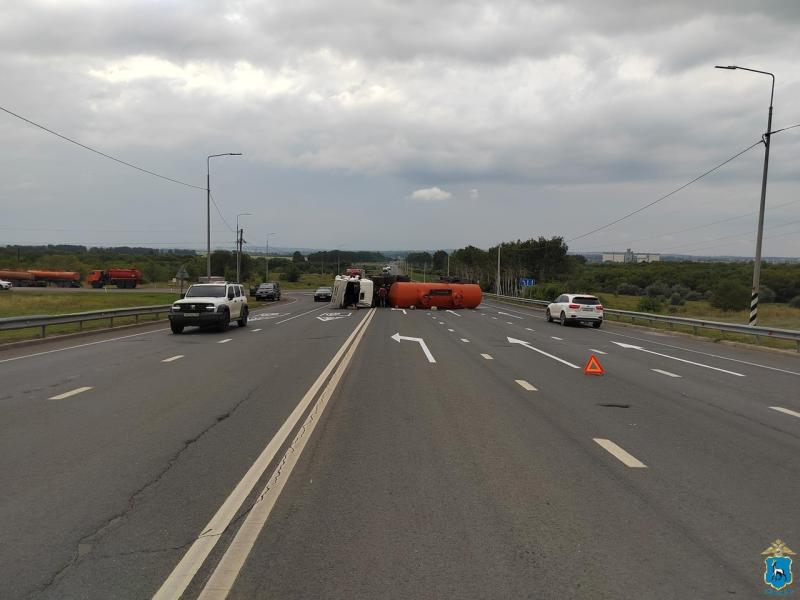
[169, 282, 248, 333]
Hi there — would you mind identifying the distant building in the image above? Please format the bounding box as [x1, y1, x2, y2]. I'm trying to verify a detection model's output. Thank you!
[601, 248, 660, 263]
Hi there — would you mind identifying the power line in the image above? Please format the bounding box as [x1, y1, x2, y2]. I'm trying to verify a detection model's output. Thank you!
[566, 139, 764, 243]
[209, 192, 236, 233]
[0, 105, 205, 190]
[657, 217, 800, 254]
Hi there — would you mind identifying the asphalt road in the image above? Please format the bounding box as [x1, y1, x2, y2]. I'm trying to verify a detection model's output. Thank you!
[1, 293, 798, 599]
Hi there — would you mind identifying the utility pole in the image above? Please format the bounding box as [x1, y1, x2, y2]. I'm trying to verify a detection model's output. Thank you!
[715, 65, 774, 326]
[265, 232, 276, 282]
[235, 228, 243, 283]
[206, 153, 242, 279]
[447, 252, 450, 278]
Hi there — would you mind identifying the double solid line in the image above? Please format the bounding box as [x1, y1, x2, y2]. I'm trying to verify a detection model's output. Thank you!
[154, 308, 377, 600]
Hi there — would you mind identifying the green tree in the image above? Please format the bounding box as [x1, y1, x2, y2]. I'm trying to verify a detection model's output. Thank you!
[710, 280, 750, 311]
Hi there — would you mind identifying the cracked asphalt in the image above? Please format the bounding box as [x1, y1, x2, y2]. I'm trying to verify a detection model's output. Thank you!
[1, 293, 799, 598]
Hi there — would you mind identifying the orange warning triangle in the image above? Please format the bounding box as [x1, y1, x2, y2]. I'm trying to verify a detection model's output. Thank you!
[584, 354, 605, 375]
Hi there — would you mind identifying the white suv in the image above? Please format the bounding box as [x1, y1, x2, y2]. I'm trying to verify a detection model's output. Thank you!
[546, 294, 603, 328]
[169, 282, 248, 334]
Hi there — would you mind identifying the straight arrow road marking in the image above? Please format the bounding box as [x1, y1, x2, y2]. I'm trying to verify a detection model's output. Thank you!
[507, 337, 580, 369]
[610, 342, 745, 377]
[651, 368, 681, 378]
[49, 386, 93, 400]
[316, 312, 351, 322]
[770, 406, 800, 419]
[593, 438, 647, 468]
[515, 379, 538, 391]
[481, 354, 493, 360]
[162, 355, 184, 363]
[445, 310, 462, 317]
[391, 332, 436, 363]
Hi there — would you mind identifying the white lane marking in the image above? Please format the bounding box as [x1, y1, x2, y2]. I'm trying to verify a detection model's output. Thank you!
[251, 328, 262, 332]
[506, 321, 514, 325]
[770, 406, 800, 418]
[481, 354, 493, 360]
[391, 332, 436, 363]
[589, 349, 606, 355]
[0, 328, 169, 365]
[196, 310, 377, 599]
[447, 329, 455, 332]
[598, 329, 800, 377]
[275, 306, 327, 324]
[153, 310, 375, 600]
[550, 336, 563, 341]
[593, 438, 647, 468]
[217, 338, 232, 344]
[438, 321, 445, 325]
[611, 342, 745, 377]
[482, 302, 536, 317]
[445, 310, 462, 317]
[498, 311, 523, 319]
[317, 312, 351, 322]
[391, 308, 407, 314]
[492, 317, 498, 320]
[161, 355, 184, 363]
[507, 337, 580, 369]
[49, 386, 93, 400]
[525, 327, 535, 332]
[460, 338, 470, 343]
[651, 368, 681, 378]
[515, 379, 538, 391]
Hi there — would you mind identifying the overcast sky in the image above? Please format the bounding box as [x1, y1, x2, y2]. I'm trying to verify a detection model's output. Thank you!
[2, 0, 799, 256]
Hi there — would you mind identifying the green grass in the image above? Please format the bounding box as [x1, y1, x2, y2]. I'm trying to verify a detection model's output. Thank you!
[278, 273, 337, 290]
[0, 291, 180, 344]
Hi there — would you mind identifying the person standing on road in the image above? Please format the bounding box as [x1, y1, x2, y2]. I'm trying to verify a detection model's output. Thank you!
[377, 285, 387, 308]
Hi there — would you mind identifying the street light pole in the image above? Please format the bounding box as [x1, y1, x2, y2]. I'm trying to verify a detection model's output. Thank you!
[235, 213, 251, 283]
[496, 244, 501, 296]
[265, 232, 276, 282]
[715, 65, 774, 326]
[206, 153, 242, 279]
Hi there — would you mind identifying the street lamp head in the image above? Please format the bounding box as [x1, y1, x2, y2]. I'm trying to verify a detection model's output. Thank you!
[715, 65, 737, 70]
[228, 153, 243, 156]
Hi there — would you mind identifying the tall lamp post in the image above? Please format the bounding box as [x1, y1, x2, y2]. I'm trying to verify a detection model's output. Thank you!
[206, 153, 242, 279]
[715, 65, 774, 326]
[235, 213, 251, 283]
[265, 232, 276, 282]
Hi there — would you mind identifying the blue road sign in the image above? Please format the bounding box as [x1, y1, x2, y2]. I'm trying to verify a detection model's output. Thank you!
[519, 278, 536, 286]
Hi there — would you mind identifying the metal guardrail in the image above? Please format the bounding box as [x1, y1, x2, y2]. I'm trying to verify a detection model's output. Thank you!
[0, 305, 172, 338]
[486, 294, 800, 351]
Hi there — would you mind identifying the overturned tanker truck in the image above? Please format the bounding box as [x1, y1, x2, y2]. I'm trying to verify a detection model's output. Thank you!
[330, 270, 482, 310]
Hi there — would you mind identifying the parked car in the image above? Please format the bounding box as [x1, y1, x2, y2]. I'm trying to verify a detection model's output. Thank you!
[255, 282, 281, 301]
[0, 279, 12, 290]
[168, 282, 248, 333]
[314, 286, 333, 302]
[546, 294, 603, 327]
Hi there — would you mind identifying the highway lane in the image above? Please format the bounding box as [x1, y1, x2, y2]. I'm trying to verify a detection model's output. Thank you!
[215, 303, 798, 598]
[1, 295, 798, 598]
[0, 294, 363, 599]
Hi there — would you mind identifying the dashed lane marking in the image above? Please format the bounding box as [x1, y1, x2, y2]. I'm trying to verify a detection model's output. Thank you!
[49, 386, 93, 400]
[651, 368, 681, 378]
[251, 329, 262, 332]
[506, 321, 514, 324]
[218, 339, 232, 344]
[439, 321, 445, 325]
[770, 406, 800, 419]
[550, 336, 563, 341]
[515, 379, 538, 391]
[525, 327, 535, 332]
[481, 353, 493, 360]
[447, 329, 455, 332]
[275, 306, 327, 324]
[593, 438, 647, 468]
[162, 355, 184, 363]
[446, 310, 462, 317]
[589, 349, 606, 355]
[460, 338, 470, 343]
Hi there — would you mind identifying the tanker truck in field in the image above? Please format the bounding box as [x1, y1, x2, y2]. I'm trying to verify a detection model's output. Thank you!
[87, 268, 143, 289]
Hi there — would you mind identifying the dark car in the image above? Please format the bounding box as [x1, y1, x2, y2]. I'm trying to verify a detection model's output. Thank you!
[255, 282, 281, 301]
[314, 286, 332, 302]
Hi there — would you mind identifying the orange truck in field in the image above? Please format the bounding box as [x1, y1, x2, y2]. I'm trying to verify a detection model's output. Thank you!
[0, 269, 81, 287]
[87, 268, 142, 289]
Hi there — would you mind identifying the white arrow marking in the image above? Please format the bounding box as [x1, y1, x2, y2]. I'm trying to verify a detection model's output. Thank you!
[316, 312, 352, 322]
[445, 310, 462, 317]
[507, 337, 580, 369]
[498, 312, 523, 319]
[610, 342, 745, 377]
[391, 332, 436, 363]
[391, 308, 407, 315]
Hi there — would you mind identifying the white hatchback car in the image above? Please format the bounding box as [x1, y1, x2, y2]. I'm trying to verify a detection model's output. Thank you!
[546, 294, 603, 328]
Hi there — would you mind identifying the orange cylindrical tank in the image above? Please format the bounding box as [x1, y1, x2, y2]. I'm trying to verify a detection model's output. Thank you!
[388, 282, 482, 309]
[28, 270, 81, 282]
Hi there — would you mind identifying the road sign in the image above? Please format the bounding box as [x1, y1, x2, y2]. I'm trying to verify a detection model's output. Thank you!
[519, 278, 536, 287]
[583, 355, 605, 375]
[176, 266, 189, 281]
